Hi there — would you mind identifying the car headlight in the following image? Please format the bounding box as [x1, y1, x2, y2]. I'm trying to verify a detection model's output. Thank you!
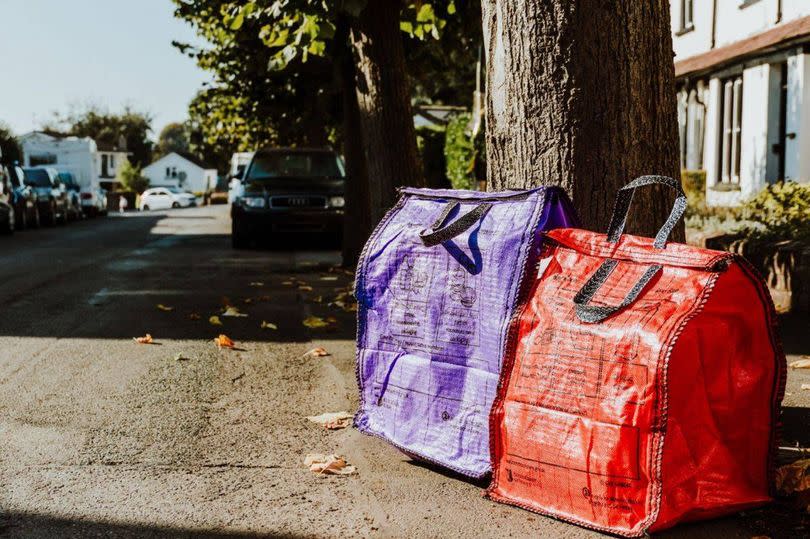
[328, 196, 345, 208]
[242, 197, 266, 208]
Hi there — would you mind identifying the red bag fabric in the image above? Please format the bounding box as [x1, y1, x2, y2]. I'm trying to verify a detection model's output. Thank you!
[487, 176, 786, 537]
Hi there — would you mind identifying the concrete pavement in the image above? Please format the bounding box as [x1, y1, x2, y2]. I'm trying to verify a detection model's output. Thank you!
[0, 205, 807, 538]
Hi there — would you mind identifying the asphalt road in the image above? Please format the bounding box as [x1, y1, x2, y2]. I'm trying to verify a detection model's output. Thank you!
[0, 205, 807, 538]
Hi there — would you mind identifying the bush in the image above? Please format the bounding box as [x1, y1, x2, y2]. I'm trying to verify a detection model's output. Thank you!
[740, 181, 810, 242]
[116, 160, 150, 194]
[444, 113, 476, 190]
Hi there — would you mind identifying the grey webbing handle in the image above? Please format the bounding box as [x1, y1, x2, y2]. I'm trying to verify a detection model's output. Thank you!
[419, 201, 492, 247]
[606, 175, 687, 249]
[574, 176, 685, 323]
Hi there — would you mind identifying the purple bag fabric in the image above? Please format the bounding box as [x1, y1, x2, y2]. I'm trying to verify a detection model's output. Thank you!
[354, 187, 577, 478]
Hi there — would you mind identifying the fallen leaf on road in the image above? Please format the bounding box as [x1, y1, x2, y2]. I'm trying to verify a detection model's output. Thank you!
[243, 298, 253, 304]
[214, 334, 235, 349]
[320, 276, 338, 281]
[174, 353, 191, 361]
[133, 334, 154, 344]
[209, 315, 223, 326]
[298, 285, 313, 292]
[802, 384, 810, 391]
[222, 306, 248, 318]
[312, 295, 323, 303]
[304, 347, 330, 357]
[326, 316, 337, 324]
[303, 316, 329, 329]
[282, 280, 294, 286]
[307, 411, 353, 430]
[789, 358, 810, 369]
[249, 282, 264, 287]
[260, 321, 278, 330]
[189, 313, 201, 320]
[156, 304, 174, 312]
[776, 458, 810, 497]
[304, 453, 356, 475]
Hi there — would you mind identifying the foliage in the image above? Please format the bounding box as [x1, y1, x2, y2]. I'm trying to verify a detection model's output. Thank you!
[156, 122, 190, 157]
[0, 123, 22, 165]
[740, 181, 810, 242]
[42, 104, 154, 167]
[681, 170, 706, 217]
[116, 160, 150, 194]
[444, 113, 477, 190]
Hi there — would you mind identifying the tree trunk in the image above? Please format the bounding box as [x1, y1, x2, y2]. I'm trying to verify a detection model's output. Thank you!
[351, 0, 424, 226]
[336, 17, 372, 267]
[482, 1, 683, 241]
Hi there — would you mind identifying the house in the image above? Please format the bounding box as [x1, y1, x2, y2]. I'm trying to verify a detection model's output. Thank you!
[19, 131, 130, 190]
[142, 152, 218, 194]
[230, 152, 254, 178]
[672, 0, 810, 205]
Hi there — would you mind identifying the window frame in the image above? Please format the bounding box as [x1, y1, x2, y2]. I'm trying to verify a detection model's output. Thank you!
[719, 76, 743, 185]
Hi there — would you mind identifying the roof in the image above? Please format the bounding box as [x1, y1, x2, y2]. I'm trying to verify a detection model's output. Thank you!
[146, 151, 216, 171]
[675, 15, 810, 78]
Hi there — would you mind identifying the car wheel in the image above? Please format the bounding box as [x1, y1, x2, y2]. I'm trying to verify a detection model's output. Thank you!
[31, 207, 41, 228]
[58, 206, 68, 225]
[231, 218, 250, 249]
[142, 205, 150, 211]
[19, 207, 27, 230]
[172, 202, 180, 209]
[2, 209, 14, 235]
[45, 202, 56, 226]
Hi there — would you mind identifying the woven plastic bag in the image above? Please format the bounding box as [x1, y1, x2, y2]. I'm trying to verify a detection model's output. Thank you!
[354, 187, 577, 478]
[487, 176, 786, 535]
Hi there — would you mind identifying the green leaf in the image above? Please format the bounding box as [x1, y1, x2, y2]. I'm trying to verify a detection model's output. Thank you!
[447, 1, 456, 15]
[415, 4, 435, 22]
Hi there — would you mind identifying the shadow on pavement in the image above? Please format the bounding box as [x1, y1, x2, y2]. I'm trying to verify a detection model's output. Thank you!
[0, 511, 303, 539]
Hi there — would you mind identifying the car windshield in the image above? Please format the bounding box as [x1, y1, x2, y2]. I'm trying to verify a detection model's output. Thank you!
[166, 187, 185, 194]
[23, 168, 52, 187]
[58, 173, 75, 186]
[246, 151, 344, 181]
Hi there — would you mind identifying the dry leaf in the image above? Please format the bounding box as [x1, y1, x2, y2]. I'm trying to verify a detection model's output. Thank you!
[312, 295, 323, 303]
[307, 411, 353, 430]
[776, 458, 810, 496]
[326, 316, 337, 324]
[261, 321, 278, 330]
[303, 316, 329, 329]
[802, 384, 810, 391]
[189, 313, 201, 320]
[304, 347, 330, 357]
[174, 353, 191, 361]
[243, 298, 253, 304]
[298, 285, 313, 292]
[222, 306, 248, 318]
[249, 282, 264, 287]
[209, 315, 223, 326]
[320, 276, 338, 281]
[304, 453, 356, 475]
[790, 359, 810, 369]
[282, 280, 294, 286]
[156, 304, 174, 312]
[133, 334, 153, 344]
[214, 334, 235, 349]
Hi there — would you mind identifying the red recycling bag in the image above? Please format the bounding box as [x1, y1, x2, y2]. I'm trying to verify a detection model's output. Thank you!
[487, 176, 786, 536]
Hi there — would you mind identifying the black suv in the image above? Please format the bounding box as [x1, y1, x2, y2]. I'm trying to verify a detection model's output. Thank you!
[23, 167, 68, 225]
[230, 148, 345, 248]
[7, 164, 39, 229]
[58, 172, 83, 220]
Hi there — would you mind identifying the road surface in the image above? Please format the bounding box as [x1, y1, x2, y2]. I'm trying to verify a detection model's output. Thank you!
[0, 205, 807, 538]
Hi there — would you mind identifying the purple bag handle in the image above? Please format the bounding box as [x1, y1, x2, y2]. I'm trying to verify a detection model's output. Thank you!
[419, 201, 492, 247]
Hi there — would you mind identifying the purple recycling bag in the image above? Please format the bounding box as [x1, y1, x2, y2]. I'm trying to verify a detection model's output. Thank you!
[354, 187, 577, 478]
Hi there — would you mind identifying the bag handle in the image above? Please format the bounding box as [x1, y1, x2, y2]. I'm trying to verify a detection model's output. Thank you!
[573, 175, 685, 323]
[606, 175, 687, 249]
[419, 201, 492, 247]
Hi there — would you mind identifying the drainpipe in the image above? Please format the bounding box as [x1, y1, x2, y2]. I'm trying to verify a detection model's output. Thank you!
[711, 0, 718, 49]
[776, 0, 783, 24]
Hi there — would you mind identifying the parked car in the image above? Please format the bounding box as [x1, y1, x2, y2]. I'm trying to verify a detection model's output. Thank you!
[23, 167, 68, 225]
[7, 164, 40, 229]
[57, 172, 83, 220]
[230, 147, 346, 248]
[0, 166, 16, 234]
[80, 185, 108, 217]
[139, 187, 197, 211]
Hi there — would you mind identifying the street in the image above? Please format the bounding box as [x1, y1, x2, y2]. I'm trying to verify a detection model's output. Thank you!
[0, 205, 807, 538]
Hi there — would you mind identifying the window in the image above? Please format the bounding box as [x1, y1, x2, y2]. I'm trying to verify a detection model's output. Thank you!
[719, 76, 743, 184]
[679, 0, 694, 32]
[109, 155, 115, 169]
[29, 154, 57, 166]
[739, 0, 761, 9]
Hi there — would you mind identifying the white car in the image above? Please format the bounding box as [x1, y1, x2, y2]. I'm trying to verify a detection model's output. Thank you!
[139, 187, 197, 211]
[80, 185, 108, 217]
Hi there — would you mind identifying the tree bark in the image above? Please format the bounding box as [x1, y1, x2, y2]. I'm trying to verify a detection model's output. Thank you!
[482, 1, 683, 241]
[336, 17, 372, 267]
[351, 0, 424, 226]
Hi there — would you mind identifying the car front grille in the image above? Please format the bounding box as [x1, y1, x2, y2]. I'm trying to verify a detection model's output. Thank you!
[269, 196, 327, 208]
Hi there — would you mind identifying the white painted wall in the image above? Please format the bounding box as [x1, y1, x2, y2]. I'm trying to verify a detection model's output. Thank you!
[781, 0, 810, 22]
[670, 0, 714, 59]
[740, 64, 771, 196]
[143, 152, 217, 194]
